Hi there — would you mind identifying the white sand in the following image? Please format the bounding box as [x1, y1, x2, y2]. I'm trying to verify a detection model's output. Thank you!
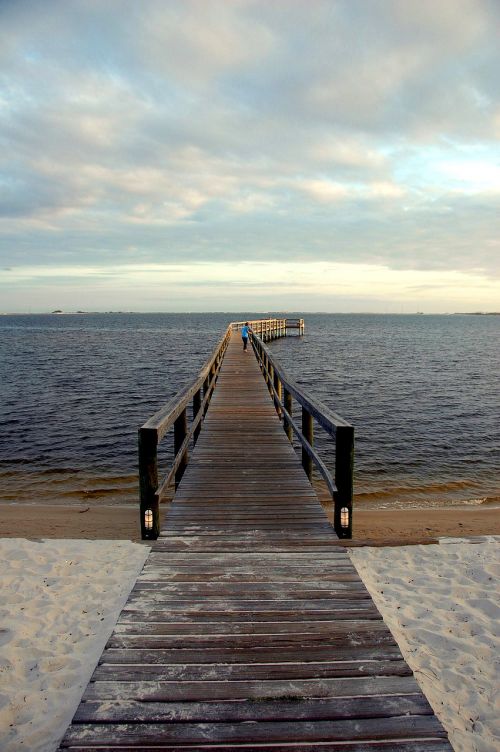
[349, 538, 500, 752]
[0, 539, 149, 752]
[0, 538, 498, 752]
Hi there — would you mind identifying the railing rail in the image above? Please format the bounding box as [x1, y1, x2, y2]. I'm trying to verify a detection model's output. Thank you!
[138, 324, 232, 539]
[231, 318, 288, 341]
[250, 331, 354, 538]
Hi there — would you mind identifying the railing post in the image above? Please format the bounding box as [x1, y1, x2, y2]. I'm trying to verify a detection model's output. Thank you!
[264, 353, 269, 385]
[284, 388, 292, 441]
[174, 408, 188, 489]
[193, 388, 202, 444]
[268, 363, 274, 397]
[203, 374, 210, 415]
[138, 428, 160, 540]
[301, 407, 313, 480]
[334, 425, 354, 539]
[273, 370, 282, 417]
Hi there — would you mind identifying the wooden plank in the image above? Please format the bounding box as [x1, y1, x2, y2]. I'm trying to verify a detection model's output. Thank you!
[111, 619, 389, 636]
[59, 742, 452, 751]
[105, 628, 398, 650]
[59, 741, 452, 751]
[84, 675, 426, 702]
[61, 716, 448, 746]
[119, 607, 384, 622]
[73, 695, 434, 723]
[99, 644, 403, 665]
[92, 656, 412, 684]
[131, 582, 367, 595]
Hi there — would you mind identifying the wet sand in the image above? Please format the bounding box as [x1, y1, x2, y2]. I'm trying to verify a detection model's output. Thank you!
[1, 502, 499, 544]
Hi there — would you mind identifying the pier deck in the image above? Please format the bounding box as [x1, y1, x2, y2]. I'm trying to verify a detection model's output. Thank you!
[60, 332, 451, 750]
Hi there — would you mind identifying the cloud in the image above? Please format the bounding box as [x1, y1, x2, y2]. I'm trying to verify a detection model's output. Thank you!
[0, 0, 499, 309]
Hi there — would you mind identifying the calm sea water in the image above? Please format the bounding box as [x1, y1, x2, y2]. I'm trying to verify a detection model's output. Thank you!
[0, 313, 498, 510]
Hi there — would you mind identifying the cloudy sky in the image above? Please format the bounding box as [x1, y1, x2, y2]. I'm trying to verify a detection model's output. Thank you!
[1, 0, 499, 312]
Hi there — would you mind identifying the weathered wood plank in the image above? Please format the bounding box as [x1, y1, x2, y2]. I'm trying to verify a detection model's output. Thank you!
[59, 741, 452, 751]
[73, 695, 434, 723]
[105, 628, 398, 650]
[61, 716, 448, 745]
[111, 619, 389, 636]
[84, 675, 425, 702]
[91, 661, 415, 683]
[119, 607, 384, 622]
[99, 644, 403, 665]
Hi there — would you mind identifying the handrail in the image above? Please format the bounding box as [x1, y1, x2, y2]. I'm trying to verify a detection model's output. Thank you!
[250, 331, 354, 539]
[231, 318, 288, 341]
[138, 317, 290, 539]
[141, 326, 231, 440]
[138, 324, 232, 539]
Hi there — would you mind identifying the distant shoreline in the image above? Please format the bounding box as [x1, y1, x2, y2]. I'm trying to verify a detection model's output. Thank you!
[2, 311, 500, 316]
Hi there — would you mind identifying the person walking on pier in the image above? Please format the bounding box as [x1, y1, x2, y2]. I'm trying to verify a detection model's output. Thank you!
[241, 322, 250, 351]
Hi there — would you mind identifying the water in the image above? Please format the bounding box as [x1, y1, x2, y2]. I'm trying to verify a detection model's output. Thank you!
[269, 314, 500, 509]
[0, 313, 498, 510]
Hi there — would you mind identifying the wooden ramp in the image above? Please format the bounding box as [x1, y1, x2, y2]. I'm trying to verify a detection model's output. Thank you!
[60, 333, 451, 750]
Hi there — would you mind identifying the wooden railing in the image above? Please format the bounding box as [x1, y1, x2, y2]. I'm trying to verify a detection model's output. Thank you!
[232, 318, 289, 341]
[138, 316, 353, 541]
[138, 318, 289, 539]
[138, 326, 231, 539]
[250, 331, 354, 539]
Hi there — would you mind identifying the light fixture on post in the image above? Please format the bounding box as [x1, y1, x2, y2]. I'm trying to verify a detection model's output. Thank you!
[340, 507, 350, 529]
[144, 509, 153, 531]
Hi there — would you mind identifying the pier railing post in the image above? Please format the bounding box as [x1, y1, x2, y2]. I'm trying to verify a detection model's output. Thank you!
[193, 389, 202, 444]
[268, 363, 274, 397]
[334, 425, 354, 539]
[273, 370, 282, 417]
[203, 375, 210, 415]
[302, 407, 313, 480]
[284, 388, 292, 441]
[174, 408, 188, 489]
[139, 428, 160, 540]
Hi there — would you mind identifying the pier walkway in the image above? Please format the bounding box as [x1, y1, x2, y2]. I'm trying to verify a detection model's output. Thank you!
[60, 329, 451, 749]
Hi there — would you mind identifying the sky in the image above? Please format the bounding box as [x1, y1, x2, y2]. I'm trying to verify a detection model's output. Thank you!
[1, 0, 499, 313]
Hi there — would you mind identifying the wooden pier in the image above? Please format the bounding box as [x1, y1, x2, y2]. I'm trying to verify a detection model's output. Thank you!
[59, 319, 451, 750]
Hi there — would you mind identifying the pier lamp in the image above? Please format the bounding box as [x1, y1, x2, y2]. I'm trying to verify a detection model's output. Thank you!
[144, 509, 153, 531]
[340, 507, 350, 530]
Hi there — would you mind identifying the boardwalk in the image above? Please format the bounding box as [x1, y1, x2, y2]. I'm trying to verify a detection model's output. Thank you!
[60, 331, 451, 750]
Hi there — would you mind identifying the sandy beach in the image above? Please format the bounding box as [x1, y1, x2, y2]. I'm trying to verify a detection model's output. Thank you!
[1, 501, 499, 544]
[0, 536, 498, 751]
[0, 539, 149, 752]
[1, 500, 499, 751]
[350, 540, 500, 752]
